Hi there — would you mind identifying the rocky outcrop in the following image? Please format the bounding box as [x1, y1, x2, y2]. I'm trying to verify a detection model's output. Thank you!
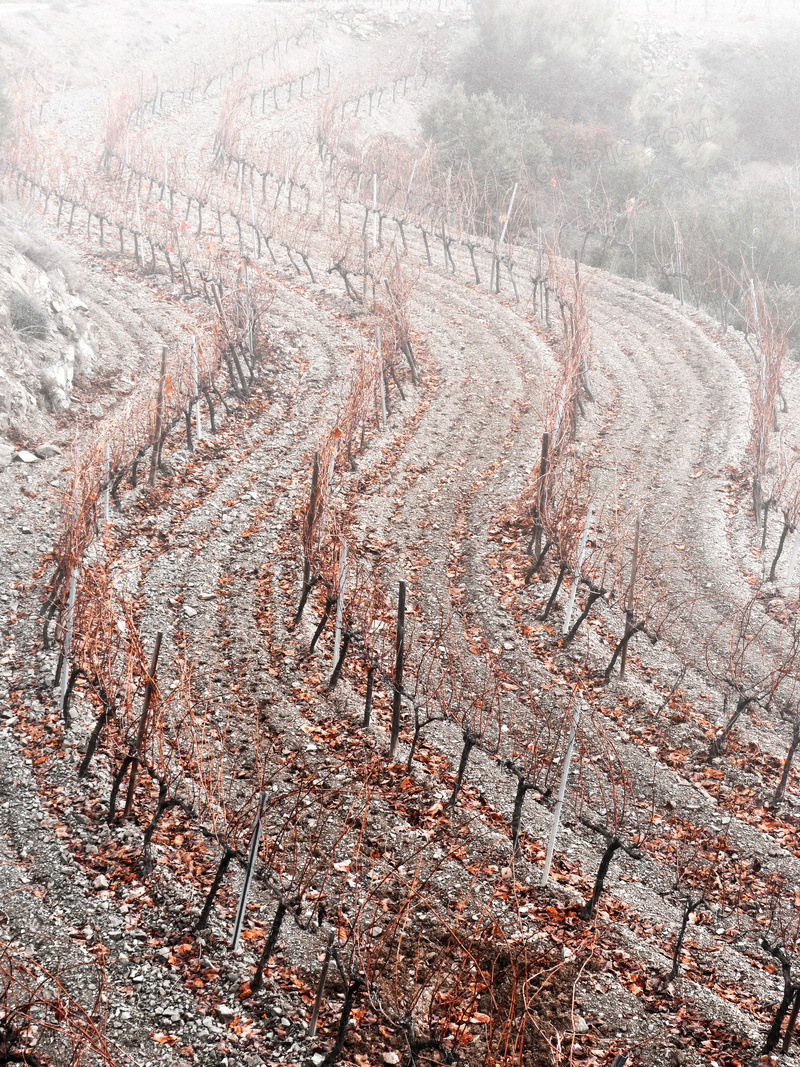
[0, 207, 96, 432]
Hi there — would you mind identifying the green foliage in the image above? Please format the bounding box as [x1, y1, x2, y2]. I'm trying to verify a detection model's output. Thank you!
[420, 84, 515, 181]
[505, 97, 551, 173]
[7, 290, 50, 341]
[703, 26, 800, 164]
[704, 184, 800, 292]
[426, 2, 800, 341]
[455, 0, 638, 129]
[420, 84, 551, 186]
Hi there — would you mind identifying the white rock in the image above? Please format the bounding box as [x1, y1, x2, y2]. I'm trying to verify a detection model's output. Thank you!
[34, 443, 61, 459]
[40, 367, 70, 411]
[183, 606, 198, 617]
[93, 874, 109, 889]
[32, 270, 50, 294]
[75, 337, 95, 374]
[0, 377, 37, 427]
[63, 344, 75, 384]
[574, 1015, 589, 1035]
[57, 313, 77, 337]
[382, 1053, 400, 1065]
[14, 450, 38, 463]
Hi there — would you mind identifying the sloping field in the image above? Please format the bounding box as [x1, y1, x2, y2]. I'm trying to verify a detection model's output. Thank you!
[2, 3, 800, 1067]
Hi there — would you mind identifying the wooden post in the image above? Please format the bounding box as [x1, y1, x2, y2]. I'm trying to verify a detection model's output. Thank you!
[379, 369, 387, 428]
[333, 542, 348, 667]
[540, 701, 582, 886]
[619, 511, 641, 679]
[372, 173, 378, 249]
[230, 342, 249, 398]
[58, 568, 78, 717]
[402, 159, 417, 213]
[388, 581, 406, 760]
[123, 632, 163, 817]
[751, 277, 767, 527]
[192, 338, 202, 442]
[501, 184, 520, 250]
[533, 432, 549, 561]
[149, 346, 168, 486]
[231, 792, 268, 950]
[244, 260, 254, 378]
[103, 445, 110, 524]
[362, 234, 368, 301]
[308, 930, 335, 1038]
[784, 528, 800, 597]
[301, 452, 321, 595]
[562, 506, 593, 635]
[421, 228, 431, 266]
[249, 185, 257, 255]
[782, 987, 800, 1053]
[537, 227, 545, 322]
[363, 661, 375, 728]
[491, 208, 501, 294]
[196, 846, 234, 931]
[377, 326, 387, 424]
[674, 221, 684, 306]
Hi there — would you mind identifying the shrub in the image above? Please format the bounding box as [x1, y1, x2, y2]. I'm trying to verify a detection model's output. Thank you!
[421, 84, 516, 182]
[703, 27, 800, 164]
[0, 206, 78, 286]
[454, 0, 638, 129]
[7, 290, 51, 340]
[545, 118, 616, 168]
[20, 233, 75, 280]
[420, 85, 552, 188]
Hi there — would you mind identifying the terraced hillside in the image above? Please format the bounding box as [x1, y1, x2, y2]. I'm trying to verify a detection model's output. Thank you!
[2, 3, 800, 1067]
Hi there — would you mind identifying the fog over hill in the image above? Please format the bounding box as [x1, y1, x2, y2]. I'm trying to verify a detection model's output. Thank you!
[1, 3, 800, 1066]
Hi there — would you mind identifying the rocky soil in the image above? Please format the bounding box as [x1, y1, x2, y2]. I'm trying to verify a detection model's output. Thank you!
[1, 3, 800, 1067]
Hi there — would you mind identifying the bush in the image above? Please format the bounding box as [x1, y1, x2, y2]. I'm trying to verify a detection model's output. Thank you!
[688, 181, 800, 293]
[545, 118, 616, 168]
[421, 84, 516, 181]
[20, 232, 75, 280]
[0, 206, 78, 286]
[420, 85, 551, 188]
[454, 0, 638, 129]
[7, 290, 50, 340]
[703, 27, 800, 164]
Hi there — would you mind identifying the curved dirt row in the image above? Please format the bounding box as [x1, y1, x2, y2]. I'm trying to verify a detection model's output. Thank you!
[6, 2, 800, 1066]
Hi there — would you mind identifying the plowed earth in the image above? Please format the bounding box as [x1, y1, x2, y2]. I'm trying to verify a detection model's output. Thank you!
[2, 3, 800, 1067]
